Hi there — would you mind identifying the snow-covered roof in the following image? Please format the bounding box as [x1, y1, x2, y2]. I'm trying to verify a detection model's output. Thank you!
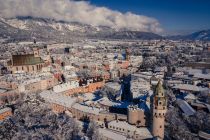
[176, 99, 196, 116]
[184, 93, 196, 100]
[173, 84, 208, 92]
[131, 78, 151, 99]
[72, 103, 102, 115]
[0, 107, 11, 114]
[53, 81, 79, 93]
[193, 73, 210, 80]
[0, 88, 7, 94]
[97, 97, 121, 107]
[109, 120, 137, 131]
[99, 128, 127, 140]
[108, 120, 152, 138]
[105, 82, 121, 91]
[40, 90, 77, 108]
[0, 72, 54, 85]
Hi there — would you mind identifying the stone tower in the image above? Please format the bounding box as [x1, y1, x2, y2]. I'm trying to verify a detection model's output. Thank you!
[152, 81, 167, 139]
[128, 105, 139, 125]
[126, 49, 130, 61]
[127, 105, 146, 127]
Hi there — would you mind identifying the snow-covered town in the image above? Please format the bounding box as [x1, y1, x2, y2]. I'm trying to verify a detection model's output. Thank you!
[0, 39, 209, 140]
[0, 1, 210, 140]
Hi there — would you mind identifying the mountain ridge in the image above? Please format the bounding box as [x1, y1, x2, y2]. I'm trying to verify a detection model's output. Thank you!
[0, 17, 162, 42]
[0, 17, 209, 42]
[167, 29, 210, 41]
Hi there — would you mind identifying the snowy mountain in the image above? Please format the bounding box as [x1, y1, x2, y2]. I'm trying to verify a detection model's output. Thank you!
[0, 17, 162, 42]
[185, 29, 210, 40]
[168, 29, 210, 41]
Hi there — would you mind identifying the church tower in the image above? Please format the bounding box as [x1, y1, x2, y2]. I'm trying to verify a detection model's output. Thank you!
[152, 81, 167, 139]
[125, 49, 130, 61]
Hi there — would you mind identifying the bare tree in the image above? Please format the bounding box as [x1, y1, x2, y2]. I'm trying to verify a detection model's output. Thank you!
[0, 93, 83, 140]
[165, 108, 195, 140]
[86, 121, 100, 140]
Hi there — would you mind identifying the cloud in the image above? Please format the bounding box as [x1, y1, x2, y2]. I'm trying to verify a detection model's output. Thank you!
[0, 0, 163, 33]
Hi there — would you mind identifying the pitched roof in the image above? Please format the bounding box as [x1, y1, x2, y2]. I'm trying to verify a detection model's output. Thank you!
[173, 84, 208, 92]
[177, 99, 196, 116]
[155, 81, 165, 97]
[0, 107, 12, 114]
[12, 54, 44, 66]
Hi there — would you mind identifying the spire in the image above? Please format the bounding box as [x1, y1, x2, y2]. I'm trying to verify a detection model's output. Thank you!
[155, 80, 164, 97]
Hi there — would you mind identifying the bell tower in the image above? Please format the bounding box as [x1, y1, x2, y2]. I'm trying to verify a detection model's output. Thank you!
[126, 49, 130, 61]
[152, 81, 167, 139]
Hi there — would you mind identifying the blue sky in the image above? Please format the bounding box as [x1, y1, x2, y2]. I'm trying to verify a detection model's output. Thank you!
[89, 0, 210, 34]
